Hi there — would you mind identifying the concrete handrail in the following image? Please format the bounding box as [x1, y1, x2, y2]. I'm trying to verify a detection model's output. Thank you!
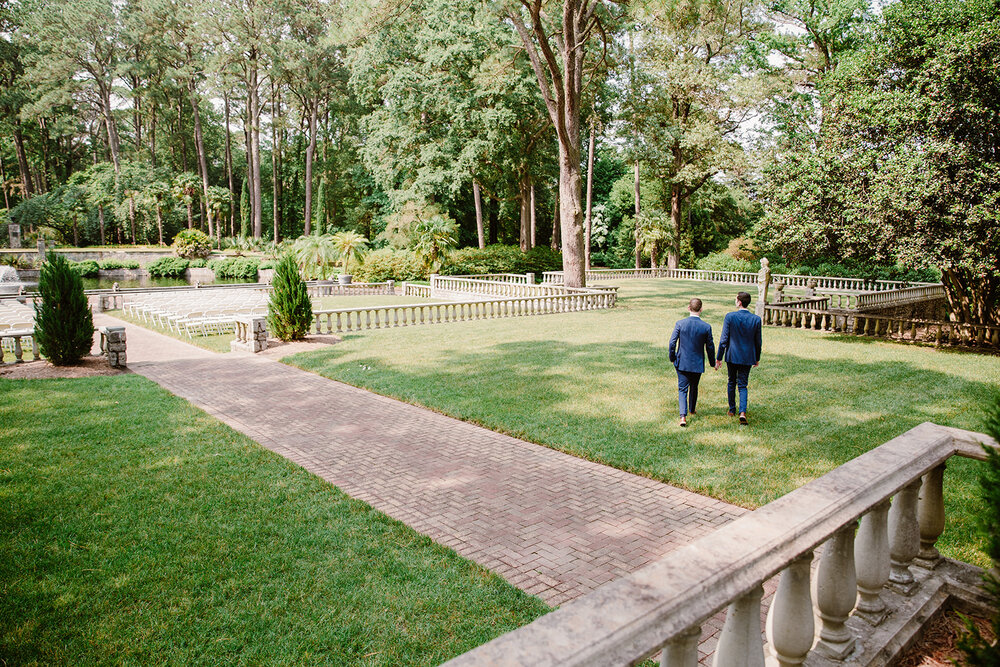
[443, 423, 998, 666]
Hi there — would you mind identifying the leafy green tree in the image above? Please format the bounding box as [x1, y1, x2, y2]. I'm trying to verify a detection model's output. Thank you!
[757, 0, 1000, 327]
[33, 253, 94, 365]
[267, 253, 312, 341]
[330, 230, 369, 275]
[172, 172, 201, 230]
[411, 214, 459, 272]
[291, 234, 338, 280]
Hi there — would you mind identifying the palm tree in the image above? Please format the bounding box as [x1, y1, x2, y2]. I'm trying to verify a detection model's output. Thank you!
[634, 211, 672, 269]
[330, 231, 370, 276]
[291, 234, 339, 280]
[411, 214, 458, 271]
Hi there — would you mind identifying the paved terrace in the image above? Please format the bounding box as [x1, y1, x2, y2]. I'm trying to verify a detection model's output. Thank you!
[95, 314, 748, 658]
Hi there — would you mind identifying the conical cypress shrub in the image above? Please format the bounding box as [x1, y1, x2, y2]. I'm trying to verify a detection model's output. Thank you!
[267, 253, 312, 341]
[33, 253, 95, 365]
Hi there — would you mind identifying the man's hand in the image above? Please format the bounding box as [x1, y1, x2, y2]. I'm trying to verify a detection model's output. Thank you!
[715, 361, 722, 370]
[754, 362, 759, 367]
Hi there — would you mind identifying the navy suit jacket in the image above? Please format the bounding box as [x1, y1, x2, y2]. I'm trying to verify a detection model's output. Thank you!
[669, 316, 716, 373]
[717, 309, 763, 366]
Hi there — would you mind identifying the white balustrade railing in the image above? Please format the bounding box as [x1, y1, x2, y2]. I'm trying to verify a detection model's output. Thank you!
[762, 305, 999, 349]
[431, 275, 569, 299]
[311, 289, 617, 335]
[1, 328, 36, 363]
[542, 269, 935, 292]
[855, 285, 947, 310]
[448, 273, 534, 284]
[401, 282, 432, 298]
[442, 423, 998, 666]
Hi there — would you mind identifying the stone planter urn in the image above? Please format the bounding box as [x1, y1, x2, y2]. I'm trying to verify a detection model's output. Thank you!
[338, 274, 353, 285]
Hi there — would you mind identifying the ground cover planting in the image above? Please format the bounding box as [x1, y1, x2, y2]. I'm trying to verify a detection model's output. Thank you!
[0, 375, 549, 665]
[286, 279, 1000, 567]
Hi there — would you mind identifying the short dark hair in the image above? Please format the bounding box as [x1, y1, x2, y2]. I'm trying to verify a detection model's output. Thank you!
[688, 298, 703, 312]
[737, 292, 751, 307]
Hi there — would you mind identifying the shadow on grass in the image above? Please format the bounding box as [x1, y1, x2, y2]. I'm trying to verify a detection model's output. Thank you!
[286, 337, 994, 564]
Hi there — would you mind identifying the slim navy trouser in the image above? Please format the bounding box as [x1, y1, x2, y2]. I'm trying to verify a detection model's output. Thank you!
[726, 362, 752, 414]
[676, 369, 702, 416]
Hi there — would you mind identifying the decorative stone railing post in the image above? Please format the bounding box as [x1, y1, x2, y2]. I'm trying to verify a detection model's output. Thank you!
[915, 464, 946, 569]
[814, 523, 858, 659]
[386, 279, 395, 295]
[660, 625, 700, 667]
[855, 500, 891, 624]
[766, 553, 814, 666]
[100, 326, 127, 367]
[888, 479, 922, 594]
[713, 584, 765, 667]
[231, 316, 268, 353]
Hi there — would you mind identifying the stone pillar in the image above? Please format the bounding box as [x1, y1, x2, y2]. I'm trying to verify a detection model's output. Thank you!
[37, 239, 46, 260]
[766, 553, 814, 667]
[755, 258, 771, 317]
[231, 316, 269, 353]
[9, 222, 21, 248]
[804, 278, 817, 299]
[855, 500, 891, 624]
[888, 479, 921, 594]
[915, 464, 946, 569]
[814, 524, 858, 659]
[386, 279, 395, 295]
[713, 584, 765, 667]
[102, 326, 127, 367]
[661, 625, 700, 667]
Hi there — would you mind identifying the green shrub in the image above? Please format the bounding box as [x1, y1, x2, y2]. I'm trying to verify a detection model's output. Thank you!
[147, 257, 190, 278]
[187, 258, 207, 268]
[171, 229, 213, 259]
[68, 259, 100, 277]
[439, 244, 561, 277]
[259, 259, 277, 271]
[97, 259, 140, 271]
[208, 257, 261, 281]
[696, 252, 753, 273]
[267, 254, 312, 341]
[33, 254, 94, 366]
[355, 248, 425, 282]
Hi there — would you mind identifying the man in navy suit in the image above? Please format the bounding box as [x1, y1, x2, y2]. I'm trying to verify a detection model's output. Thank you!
[716, 291, 763, 425]
[668, 298, 716, 427]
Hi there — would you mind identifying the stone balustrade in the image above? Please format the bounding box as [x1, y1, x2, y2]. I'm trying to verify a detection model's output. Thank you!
[442, 423, 998, 667]
[542, 269, 932, 292]
[431, 275, 569, 300]
[1, 328, 37, 363]
[311, 289, 618, 335]
[230, 316, 268, 353]
[855, 285, 947, 311]
[763, 305, 1000, 350]
[401, 282, 433, 298]
[307, 280, 395, 297]
[448, 273, 534, 284]
[98, 326, 127, 367]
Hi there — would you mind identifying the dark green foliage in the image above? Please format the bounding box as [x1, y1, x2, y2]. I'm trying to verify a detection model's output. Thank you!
[207, 257, 261, 281]
[439, 245, 563, 278]
[267, 254, 312, 341]
[259, 260, 277, 270]
[68, 259, 99, 277]
[956, 397, 1000, 664]
[187, 258, 207, 268]
[146, 257, 190, 278]
[32, 254, 94, 366]
[96, 259, 140, 270]
[355, 248, 425, 282]
[171, 229, 212, 259]
[697, 252, 753, 272]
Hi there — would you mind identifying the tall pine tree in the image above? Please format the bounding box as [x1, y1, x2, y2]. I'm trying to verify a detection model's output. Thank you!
[267, 254, 312, 341]
[33, 254, 95, 365]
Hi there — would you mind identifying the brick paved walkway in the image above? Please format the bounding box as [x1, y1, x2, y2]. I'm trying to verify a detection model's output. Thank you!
[96, 315, 748, 657]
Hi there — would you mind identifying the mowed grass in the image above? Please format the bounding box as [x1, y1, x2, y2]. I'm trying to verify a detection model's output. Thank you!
[108, 295, 433, 353]
[0, 375, 548, 665]
[286, 279, 1000, 567]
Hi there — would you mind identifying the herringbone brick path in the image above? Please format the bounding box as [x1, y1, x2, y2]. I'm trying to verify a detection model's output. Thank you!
[96, 314, 749, 658]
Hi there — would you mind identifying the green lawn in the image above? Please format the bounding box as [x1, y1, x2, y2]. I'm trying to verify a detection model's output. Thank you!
[108, 295, 433, 353]
[285, 278, 999, 567]
[0, 375, 548, 665]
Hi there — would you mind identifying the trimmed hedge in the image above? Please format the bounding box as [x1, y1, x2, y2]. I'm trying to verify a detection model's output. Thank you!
[439, 244, 563, 277]
[208, 257, 261, 281]
[97, 259, 141, 271]
[171, 229, 213, 259]
[147, 257, 190, 278]
[355, 248, 425, 282]
[68, 260, 100, 277]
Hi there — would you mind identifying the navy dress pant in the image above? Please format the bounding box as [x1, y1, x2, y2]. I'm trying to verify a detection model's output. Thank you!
[676, 369, 702, 416]
[726, 362, 752, 414]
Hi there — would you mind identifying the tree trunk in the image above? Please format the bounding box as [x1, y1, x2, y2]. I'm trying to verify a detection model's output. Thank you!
[224, 91, 235, 237]
[150, 102, 157, 167]
[669, 182, 682, 269]
[100, 84, 121, 172]
[156, 206, 164, 245]
[488, 196, 498, 245]
[551, 189, 560, 251]
[250, 60, 263, 239]
[473, 179, 485, 249]
[178, 95, 188, 172]
[0, 153, 8, 208]
[518, 171, 531, 251]
[584, 118, 596, 270]
[634, 161, 641, 269]
[97, 204, 106, 245]
[128, 196, 137, 244]
[189, 77, 214, 241]
[530, 182, 536, 248]
[942, 267, 999, 327]
[271, 80, 281, 242]
[304, 99, 318, 236]
[72, 215, 79, 246]
[186, 202, 194, 229]
[13, 124, 34, 198]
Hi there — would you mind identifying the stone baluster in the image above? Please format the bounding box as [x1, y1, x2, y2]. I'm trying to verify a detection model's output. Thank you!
[915, 465, 946, 569]
[766, 553, 814, 666]
[814, 524, 857, 659]
[888, 480, 921, 594]
[855, 500, 891, 624]
[661, 625, 701, 667]
[713, 584, 765, 667]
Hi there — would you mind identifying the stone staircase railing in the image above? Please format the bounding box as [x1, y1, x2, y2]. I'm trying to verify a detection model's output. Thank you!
[431, 275, 572, 300]
[542, 268, 933, 292]
[855, 285, 947, 311]
[447, 273, 534, 284]
[311, 289, 617, 335]
[443, 423, 998, 666]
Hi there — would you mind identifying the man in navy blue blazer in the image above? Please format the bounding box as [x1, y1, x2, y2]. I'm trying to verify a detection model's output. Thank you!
[715, 291, 763, 425]
[668, 298, 716, 427]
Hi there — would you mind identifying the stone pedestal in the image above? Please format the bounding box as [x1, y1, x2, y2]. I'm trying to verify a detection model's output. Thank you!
[100, 326, 127, 367]
[9, 222, 21, 248]
[231, 317, 269, 353]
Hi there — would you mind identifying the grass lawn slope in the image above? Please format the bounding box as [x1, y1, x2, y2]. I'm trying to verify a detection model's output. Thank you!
[0, 375, 548, 665]
[286, 279, 999, 567]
